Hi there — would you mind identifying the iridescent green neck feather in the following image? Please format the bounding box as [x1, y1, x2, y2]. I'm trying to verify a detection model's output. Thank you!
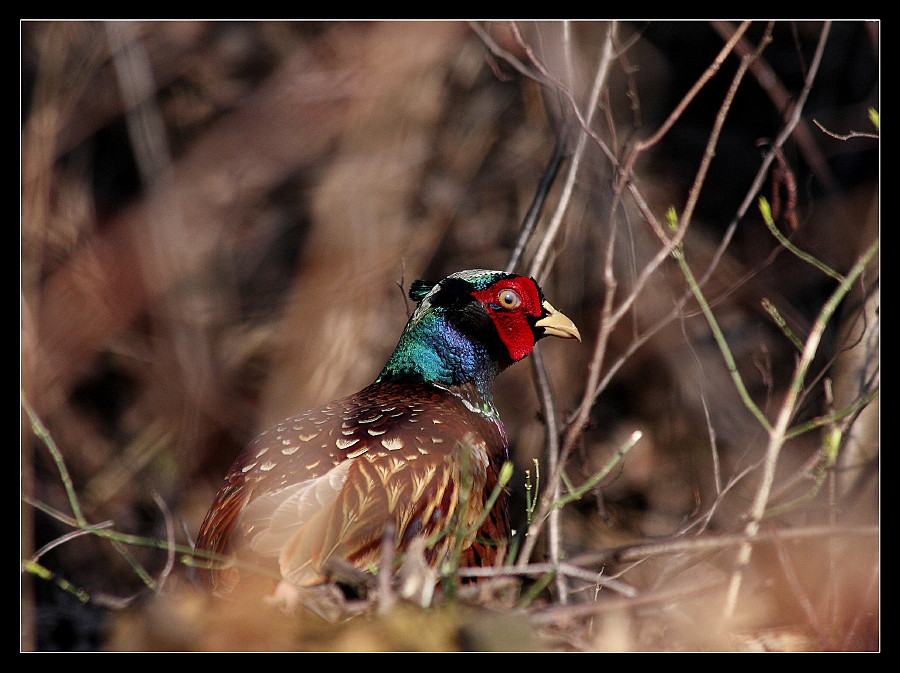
[376, 306, 502, 401]
[375, 270, 515, 411]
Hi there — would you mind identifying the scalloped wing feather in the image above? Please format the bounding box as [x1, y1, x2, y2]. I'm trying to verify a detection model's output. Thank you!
[242, 459, 353, 556]
[196, 381, 511, 589]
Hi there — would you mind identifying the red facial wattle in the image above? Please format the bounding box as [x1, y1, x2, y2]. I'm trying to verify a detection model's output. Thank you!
[470, 277, 544, 362]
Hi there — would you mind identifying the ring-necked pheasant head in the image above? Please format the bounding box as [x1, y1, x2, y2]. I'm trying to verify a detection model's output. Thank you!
[195, 269, 579, 594]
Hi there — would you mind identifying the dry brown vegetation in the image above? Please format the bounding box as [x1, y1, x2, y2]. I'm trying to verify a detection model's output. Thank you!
[21, 20, 878, 651]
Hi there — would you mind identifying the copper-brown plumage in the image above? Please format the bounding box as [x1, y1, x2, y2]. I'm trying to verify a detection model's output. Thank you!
[196, 381, 510, 589]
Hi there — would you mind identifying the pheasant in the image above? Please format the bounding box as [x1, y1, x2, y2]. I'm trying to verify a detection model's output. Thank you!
[195, 269, 580, 597]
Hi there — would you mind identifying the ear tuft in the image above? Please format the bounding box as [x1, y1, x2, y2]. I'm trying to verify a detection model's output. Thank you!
[408, 279, 434, 302]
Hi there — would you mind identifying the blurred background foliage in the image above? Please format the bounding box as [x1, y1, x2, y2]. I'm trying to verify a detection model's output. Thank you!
[21, 21, 878, 651]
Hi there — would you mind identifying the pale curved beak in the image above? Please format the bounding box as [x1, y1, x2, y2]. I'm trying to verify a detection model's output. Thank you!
[535, 301, 581, 342]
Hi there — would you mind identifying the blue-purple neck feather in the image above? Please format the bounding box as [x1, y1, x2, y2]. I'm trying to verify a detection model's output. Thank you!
[376, 270, 510, 413]
[377, 310, 500, 394]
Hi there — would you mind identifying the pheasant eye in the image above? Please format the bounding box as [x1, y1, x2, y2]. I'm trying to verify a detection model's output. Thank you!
[497, 289, 521, 309]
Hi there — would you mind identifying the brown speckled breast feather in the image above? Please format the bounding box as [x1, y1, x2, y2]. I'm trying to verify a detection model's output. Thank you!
[195, 381, 511, 591]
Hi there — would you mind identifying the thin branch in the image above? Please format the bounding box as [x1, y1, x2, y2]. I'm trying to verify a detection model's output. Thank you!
[505, 139, 568, 274]
[784, 385, 878, 441]
[678, 305, 723, 495]
[529, 348, 567, 603]
[22, 392, 86, 526]
[600, 23, 757, 342]
[675, 242, 773, 432]
[759, 196, 844, 282]
[30, 520, 115, 561]
[458, 560, 637, 597]
[528, 578, 726, 624]
[576, 26, 839, 552]
[467, 21, 554, 87]
[813, 118, 879, 141]
[151, 491, 177, 592]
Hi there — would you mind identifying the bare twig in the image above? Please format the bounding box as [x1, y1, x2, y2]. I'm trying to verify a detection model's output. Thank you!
[30, 520, 116, 561]
[706, 22, 835, 277]
[759, 196, 844, 282]
[468, 21, 554, 87]
[458, 560, 637, 597]
[585, 22, 756, 386]
[813, 118, 879, 141]
[631, 21, 752, 157]
[675, 237, 773, 432]
[505, 139, 568, 274]
[22, 392, 86, 526]
[151, 491, 177, 592]
[527, 578, 726, 625]
[529, 348, 567, 603]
